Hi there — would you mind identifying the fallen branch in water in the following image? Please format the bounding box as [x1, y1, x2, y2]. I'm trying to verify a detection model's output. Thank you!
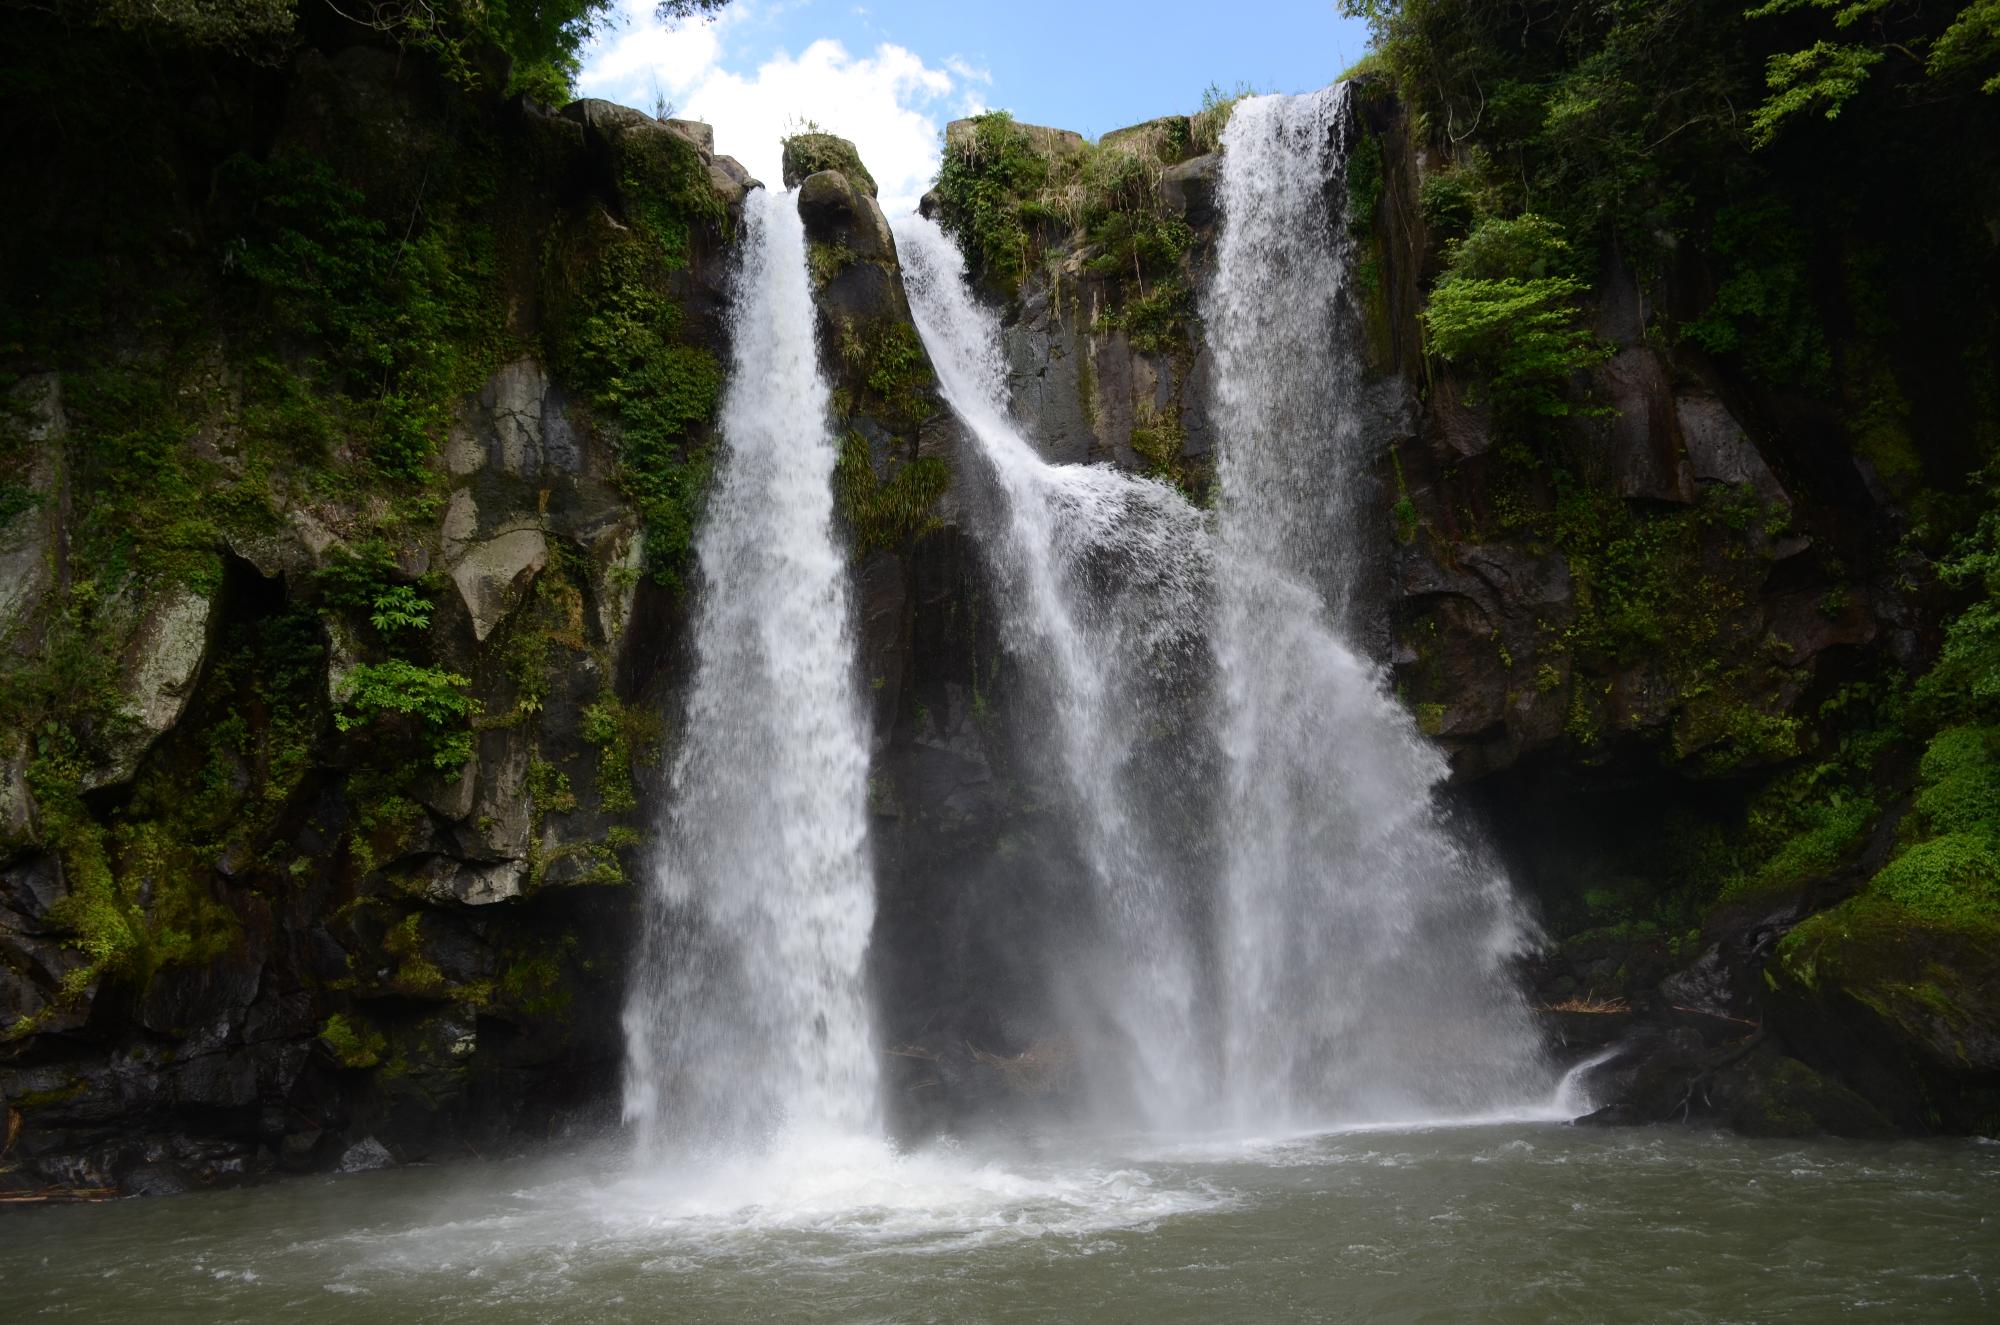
[1670, 1003, 1761, 1028]
[1536, 994, 1631, 1014]
[883, 1045, 941, 1062]
[0, 1185, 118, 1205]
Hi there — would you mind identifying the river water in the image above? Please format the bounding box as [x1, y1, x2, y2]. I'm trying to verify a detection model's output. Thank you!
[4, 1124, 1994, 1321]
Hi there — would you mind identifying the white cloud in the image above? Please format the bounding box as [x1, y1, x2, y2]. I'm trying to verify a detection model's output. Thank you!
[578, 3, 966, 217]
[580, 0, 729, 109]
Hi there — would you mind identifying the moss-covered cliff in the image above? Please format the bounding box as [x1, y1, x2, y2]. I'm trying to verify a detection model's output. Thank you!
[0, 5, 769, 1191]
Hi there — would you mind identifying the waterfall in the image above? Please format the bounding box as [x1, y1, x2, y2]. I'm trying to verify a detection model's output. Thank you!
[894, 215, 1217, 1126]
[622, 187, 879, 1157]
[1205, 86, 1547, 1126]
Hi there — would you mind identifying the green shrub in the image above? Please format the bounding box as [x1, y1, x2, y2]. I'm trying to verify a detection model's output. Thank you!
[335, 660, 477, 770]
[1423, 215, 1609, 419]
[932, 112, 1050, 294]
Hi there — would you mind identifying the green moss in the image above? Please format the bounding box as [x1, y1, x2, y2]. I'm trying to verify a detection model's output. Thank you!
[781, 132, 878, 196]
[1095, 281, 1196, 354]
[838, 319, 936, 434]
[1909, 726, 2000, 837]
[499, 942, 575, 1019]
[1873, 834, 2000, 927]
[1075, 346, 1099, 431]
[1129, 401, 1186, 480]
[1345, 128, 1385, 240]
[612, 122, 729, 269]
[319, 1012, 387, 1069]
[580, 693, 657, 814]
[10, 1080, 87, 1111]
[383, 912, 447, 998]
[1780, 892, 1998, 1065]
[808, 239, 855, 287]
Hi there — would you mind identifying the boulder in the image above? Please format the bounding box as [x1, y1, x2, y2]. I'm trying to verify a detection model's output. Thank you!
[337, 1136, 395, 1173]
[944, 117, 1086, 161]
[1593, 347, 1695, 503]
[1100, 115, 1193, 164]
[782, 132, 877, 196]
[1159, 154, 1221, 229]
[88, 583, 215, 789]
[448, 525, 548, 642]
[664, 117, 714, 153]
[797, 169, 895, 263]
[0, 374, 63, 644]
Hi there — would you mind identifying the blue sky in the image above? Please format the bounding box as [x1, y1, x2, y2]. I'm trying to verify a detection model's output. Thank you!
[578, 0, 1371, 215]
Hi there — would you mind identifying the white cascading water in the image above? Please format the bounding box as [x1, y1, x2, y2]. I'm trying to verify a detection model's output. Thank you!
[622, 186, 879, 1158]
[1206, 86, 1549, 1126]
[894, 215, 1217, 1126]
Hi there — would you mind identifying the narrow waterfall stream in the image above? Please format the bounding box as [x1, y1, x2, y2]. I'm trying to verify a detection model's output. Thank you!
[621, 186, 879, 1158]
[1206, 87, 1549, 1124]
[895, 214, 1217, 1127]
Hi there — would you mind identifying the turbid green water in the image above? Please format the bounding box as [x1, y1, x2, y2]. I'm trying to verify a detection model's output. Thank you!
[3, 1124, 1995, 1322]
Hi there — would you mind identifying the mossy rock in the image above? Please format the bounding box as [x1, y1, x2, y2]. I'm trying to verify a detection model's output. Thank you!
[1777, 894, 2000, 1077]
[782, 133, 877, 197]
[1717, 1044, 1893, 1138]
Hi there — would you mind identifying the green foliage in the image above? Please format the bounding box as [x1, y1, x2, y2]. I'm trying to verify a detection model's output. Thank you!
[1424, 219, 1609, 420]
[614, 123, 729, 268]
[932, 112, 1051, 294]
[1191, 81, 1257, 154]
[382, 910, 447, 996]
[1097, 283, 1198, 354]
[1873, 833, 2000, 925]
[1129, 403, 1188, 481]
[300, 1, 636, 105]
[855, 321, 936, 433]
[368, 584, 433, 635]
[1914, 499, 2000, 723]
[543, 120, 728, 591]
[317, 542, 438, 638]
[550, 239, 723, 589]
[1908, 726, 2000, 836]
[335, 660, 477, 770]
[1929, 0, 2000, 92]
[1681, 201, 1832, 389]
[1746, 0, 2000, 146]
[90, 0, 295, 56]
[1748, 39, 1887, 146]
[319, 1012, 387, 1069]
[579, 693, 655, 813]
[1345, 129, 1385, 238]
[223, 148, 507, 479]
[834, 433, 950, 553]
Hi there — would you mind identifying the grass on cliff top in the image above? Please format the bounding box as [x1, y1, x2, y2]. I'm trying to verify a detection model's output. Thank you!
[931, 104, 1203, 304]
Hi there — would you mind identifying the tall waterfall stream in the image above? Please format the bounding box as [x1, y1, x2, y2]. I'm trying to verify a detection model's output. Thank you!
[1204, 87, 1549, 1124]
[621, 186, 880, 1158]
[5, 92, 1995, 1325]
